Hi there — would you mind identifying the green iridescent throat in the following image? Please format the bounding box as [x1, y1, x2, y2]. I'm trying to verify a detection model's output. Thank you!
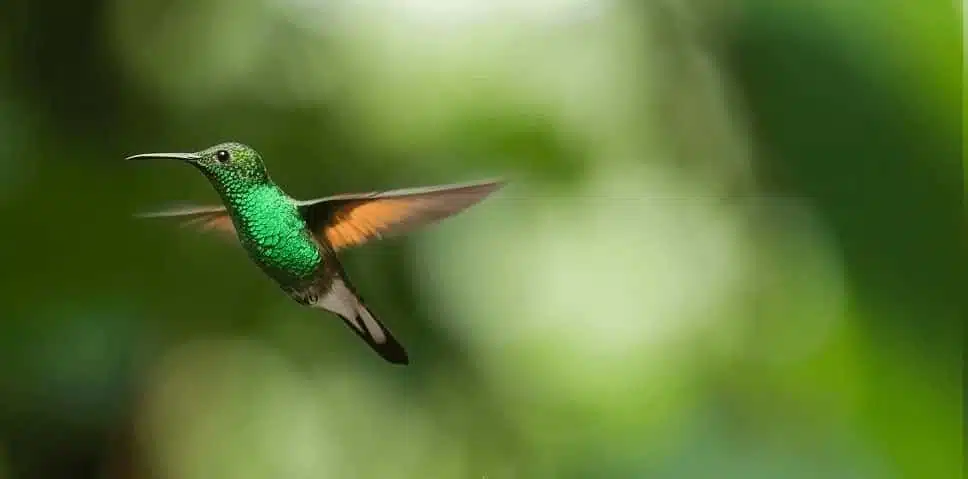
[205, 168, 322, 284]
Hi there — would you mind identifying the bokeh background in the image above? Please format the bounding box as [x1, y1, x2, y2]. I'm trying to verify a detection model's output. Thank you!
[0, 0, 961, 478]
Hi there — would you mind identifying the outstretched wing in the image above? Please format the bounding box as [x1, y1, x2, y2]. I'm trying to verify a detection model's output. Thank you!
[298, 179, 504, 251]
[134, 204, 237, 240]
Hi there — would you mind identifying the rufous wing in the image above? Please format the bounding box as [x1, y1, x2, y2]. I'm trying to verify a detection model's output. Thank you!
[134, 204, 238, 240]
[299, 179, 504, 251]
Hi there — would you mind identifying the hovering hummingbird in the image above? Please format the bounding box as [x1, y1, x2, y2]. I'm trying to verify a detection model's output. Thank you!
[127, 142, 503, 365]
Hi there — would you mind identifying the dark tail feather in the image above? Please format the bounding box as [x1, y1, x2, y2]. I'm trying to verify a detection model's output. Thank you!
[314, 263, 409, 365]
[335, 300, 409, 365]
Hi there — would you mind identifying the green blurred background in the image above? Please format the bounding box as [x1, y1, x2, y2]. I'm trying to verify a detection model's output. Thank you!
[0, 0, 961, 478]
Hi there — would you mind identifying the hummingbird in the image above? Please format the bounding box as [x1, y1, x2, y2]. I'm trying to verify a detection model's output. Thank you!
[127, 142, 503, 365]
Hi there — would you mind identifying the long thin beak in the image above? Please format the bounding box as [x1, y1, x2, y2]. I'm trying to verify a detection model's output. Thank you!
[125, 152, 201, 162]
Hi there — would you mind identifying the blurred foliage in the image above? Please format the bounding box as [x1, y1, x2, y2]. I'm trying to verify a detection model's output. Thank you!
[0, 0, 960, 478]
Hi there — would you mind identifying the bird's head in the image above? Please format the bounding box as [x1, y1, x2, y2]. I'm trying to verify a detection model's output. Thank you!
[126, 142, 269, 188]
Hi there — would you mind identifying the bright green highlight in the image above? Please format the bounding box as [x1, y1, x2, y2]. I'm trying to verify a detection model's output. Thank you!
[228, 184, 321, 282]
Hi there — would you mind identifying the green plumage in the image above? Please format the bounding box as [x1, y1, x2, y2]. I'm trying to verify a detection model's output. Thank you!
[226, 184, 322, 284]
[127, 141, 504, 366]
[186, 143, 324, 286]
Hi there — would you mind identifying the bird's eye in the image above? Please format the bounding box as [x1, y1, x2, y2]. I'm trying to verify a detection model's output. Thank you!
[215, 150, 230, 163]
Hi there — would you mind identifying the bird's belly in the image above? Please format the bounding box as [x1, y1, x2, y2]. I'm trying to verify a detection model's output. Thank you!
[242, 231, 322, 285]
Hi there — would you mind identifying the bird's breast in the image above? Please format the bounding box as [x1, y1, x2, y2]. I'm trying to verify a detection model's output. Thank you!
[231, 190, 322, 282]
[244, 229, 321, 282]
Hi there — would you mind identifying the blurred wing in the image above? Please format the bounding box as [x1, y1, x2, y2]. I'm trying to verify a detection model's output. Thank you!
[299, 179, 504, 251]
[134, 204, 237, 239]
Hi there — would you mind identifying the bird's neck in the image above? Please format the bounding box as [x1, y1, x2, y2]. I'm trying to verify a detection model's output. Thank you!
[219, 181, 288, 216]
[202, 171, 276, 210]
